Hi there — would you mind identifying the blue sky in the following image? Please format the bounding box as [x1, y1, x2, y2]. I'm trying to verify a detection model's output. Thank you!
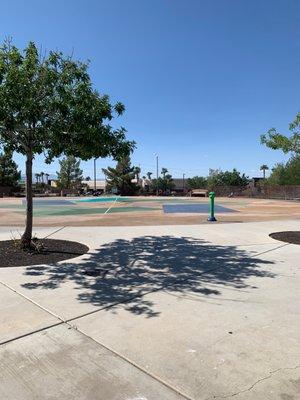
[1, 0, 299, 179]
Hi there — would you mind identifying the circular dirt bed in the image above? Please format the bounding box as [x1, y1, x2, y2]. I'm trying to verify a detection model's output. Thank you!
[269, 231, 300, 245]
[0, 239, 89, 268]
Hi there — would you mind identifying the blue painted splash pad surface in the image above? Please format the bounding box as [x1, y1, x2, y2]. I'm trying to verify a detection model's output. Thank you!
[163, 204, 237, 214]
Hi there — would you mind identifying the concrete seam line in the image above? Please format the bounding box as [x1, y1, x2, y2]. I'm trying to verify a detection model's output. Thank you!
[0, 280, 66, 323]
[0, 321, 64, 347]
[254, 243, 290, 257]
[42, 225, 67, 239]
[0, 278, 164, 346]
[66, 286, 164, 324]
[68, 323, 194, 400]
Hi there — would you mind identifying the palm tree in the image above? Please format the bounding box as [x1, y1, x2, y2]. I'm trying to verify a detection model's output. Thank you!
[260, 164, 269, 179]
[40, 171, 45, 184]
[161, 167, 168, 179]
[34, 173, 40, 184]
[45, 173, 49, 185]
[146, 171, 152, 180]
[133, 166, 141, 181]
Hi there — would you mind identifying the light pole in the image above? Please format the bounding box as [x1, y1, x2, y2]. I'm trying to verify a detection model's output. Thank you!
[155, 154, 159, 196]
[94, 158, 97, 192]
[183, 173, 185, 194]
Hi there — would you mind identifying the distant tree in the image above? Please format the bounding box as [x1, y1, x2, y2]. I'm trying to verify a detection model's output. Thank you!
[102, 156, 139, 195]
[34, 173, 40, 184]
[260, 164, 269, 179]
[133, 166, 141, 181]
[85, 176, 91, 181]
[57, 156, 83, 189]
[151, 169, 174, 194]
[45, 173, 49, 185]
[207, 168, 249, 188]
[0, 39, 133, 247]
[151, 177, 174, 194]
[268, 156, 300, 185]
[164, 174, 174, 191]
[186, 176, 207, 189]
[0, 151, 20, 186]
[40, 171, 44, 184]
[261, 112, 300, 155]
[161, 167, 168, 179]
[146, 171, 153, 180]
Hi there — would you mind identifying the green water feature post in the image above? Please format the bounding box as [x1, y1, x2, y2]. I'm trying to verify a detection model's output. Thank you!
[207, 191, 217, 222]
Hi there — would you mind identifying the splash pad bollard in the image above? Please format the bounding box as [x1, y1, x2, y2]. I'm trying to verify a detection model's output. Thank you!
[207, 191, 217, 222]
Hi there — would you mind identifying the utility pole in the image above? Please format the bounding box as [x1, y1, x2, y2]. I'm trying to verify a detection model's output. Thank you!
[183, 173, 185, 194]
[94, 158, 97, 192]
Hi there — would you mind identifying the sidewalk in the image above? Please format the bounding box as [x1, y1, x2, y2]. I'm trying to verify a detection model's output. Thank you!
[0, 221, 299, 399]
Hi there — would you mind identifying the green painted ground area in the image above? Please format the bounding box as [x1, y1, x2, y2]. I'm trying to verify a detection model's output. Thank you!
[0, 204, 24, 209]
[27, 206, 159, 217]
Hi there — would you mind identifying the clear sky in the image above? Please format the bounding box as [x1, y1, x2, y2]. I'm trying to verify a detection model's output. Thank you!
[1, 0, 299, 179]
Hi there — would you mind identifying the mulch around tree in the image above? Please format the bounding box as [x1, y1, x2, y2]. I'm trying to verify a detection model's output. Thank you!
[269, 231, 300, 245]
[0, 239, 89, 268]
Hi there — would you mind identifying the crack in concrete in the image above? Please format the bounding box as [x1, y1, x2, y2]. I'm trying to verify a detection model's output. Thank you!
[207, 364, 300, 399]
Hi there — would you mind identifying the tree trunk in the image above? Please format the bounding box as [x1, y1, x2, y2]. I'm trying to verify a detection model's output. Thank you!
[21, 151, 33, 248]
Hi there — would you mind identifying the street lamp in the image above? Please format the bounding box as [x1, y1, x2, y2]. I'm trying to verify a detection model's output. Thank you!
[154, 153, 159, 196]
[94, 158, 97, 192]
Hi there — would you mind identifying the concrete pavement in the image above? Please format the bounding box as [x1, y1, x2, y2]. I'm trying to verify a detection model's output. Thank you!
[0, 220, 299, 399]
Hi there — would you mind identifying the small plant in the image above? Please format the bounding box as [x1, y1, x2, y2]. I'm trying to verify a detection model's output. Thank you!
[30, 237, 45, 253]
[10, 231, 45, 253]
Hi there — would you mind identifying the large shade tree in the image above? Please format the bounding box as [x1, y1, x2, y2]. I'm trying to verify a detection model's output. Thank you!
[0, 40, 134, 247]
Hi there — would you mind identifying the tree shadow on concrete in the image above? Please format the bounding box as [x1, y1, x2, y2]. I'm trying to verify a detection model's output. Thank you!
[22, 235, 275, 317]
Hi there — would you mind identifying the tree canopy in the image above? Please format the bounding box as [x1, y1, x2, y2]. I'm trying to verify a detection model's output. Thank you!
[0, 39, 134, 161]
[0, 151, 20, 186]
[261, 112, 300, 155]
